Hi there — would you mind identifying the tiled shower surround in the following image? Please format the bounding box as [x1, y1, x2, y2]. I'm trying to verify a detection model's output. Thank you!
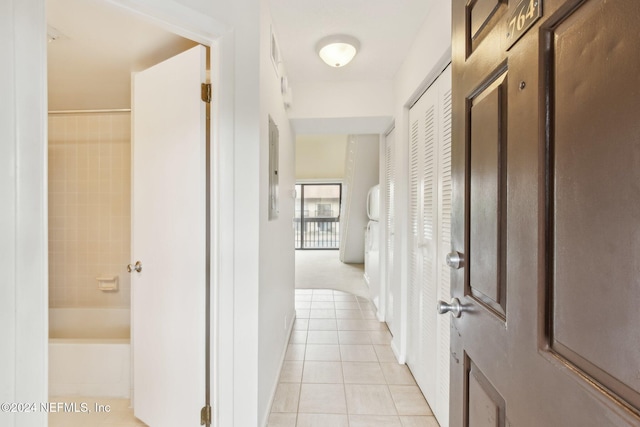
[48, 112, 131, 308]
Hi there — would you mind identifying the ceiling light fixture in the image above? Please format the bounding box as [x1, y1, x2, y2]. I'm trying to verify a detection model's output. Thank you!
[316, 35, 360, 68]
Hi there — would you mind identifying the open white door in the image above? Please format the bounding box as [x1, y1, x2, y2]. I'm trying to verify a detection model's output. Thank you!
[131, 45, 206, 427]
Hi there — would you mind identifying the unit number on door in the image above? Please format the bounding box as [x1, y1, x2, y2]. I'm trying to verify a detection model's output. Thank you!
[506, 0, 542, 50]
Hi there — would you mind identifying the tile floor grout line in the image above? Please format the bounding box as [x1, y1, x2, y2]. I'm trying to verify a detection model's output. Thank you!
[334, 289, 351, 426]
[275, 288, 436, 427]
[295, 315, 308, 424]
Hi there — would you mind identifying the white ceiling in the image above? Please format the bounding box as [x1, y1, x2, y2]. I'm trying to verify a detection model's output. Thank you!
[269, 0, 435, 83]
[47, 0, 434, 110]
[47, 0, 196, 111]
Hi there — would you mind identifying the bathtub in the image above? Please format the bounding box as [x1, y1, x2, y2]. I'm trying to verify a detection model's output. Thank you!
[49, 308, 131, 398]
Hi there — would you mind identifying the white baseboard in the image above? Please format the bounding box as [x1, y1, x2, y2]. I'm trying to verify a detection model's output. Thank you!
[260, 312, 296, 427]
[390, 337, 405, 364]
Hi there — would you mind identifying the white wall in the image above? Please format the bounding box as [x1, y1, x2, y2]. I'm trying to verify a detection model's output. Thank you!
[340, 134, 380, 264]
[289, 79, 394, 120]
[142, 0, 217, 20]
[296, 135, 348, 180]
[0, 1, 48, 426]
[257, 0, 296, 425]
[221, 3, 262, 426]
[387, 0, 452, 363]
[287, 79, 394, 134]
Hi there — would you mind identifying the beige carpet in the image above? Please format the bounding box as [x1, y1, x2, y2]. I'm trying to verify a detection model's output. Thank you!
[295, 250, 370, 299]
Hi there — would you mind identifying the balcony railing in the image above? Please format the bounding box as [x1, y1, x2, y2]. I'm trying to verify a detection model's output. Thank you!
[294, 217, 340, 249]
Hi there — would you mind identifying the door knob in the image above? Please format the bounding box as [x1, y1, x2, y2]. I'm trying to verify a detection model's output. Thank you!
[437, 298, 463, 318]
[446, 251, 464, 269]
[127, 261, 142, 273]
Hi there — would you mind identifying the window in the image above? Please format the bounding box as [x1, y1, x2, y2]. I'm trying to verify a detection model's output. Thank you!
[294, 183, 342, 249]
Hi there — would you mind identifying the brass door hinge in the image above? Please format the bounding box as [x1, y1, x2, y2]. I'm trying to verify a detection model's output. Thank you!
[201, 83, 212, 103]
[200, 404, 212, 425]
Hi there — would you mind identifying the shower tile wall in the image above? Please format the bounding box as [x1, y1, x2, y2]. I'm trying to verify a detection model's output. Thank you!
[48, 112, 131, 308]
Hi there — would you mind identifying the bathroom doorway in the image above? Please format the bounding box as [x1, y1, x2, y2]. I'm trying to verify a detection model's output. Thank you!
[47, 0, 208, 425]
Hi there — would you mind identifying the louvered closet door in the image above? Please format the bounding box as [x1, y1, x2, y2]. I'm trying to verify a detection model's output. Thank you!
[406, 65, 452, 427]
[407, 105, 423, 388]
[435, 64, 452, 427]
[407, 79, 439, 411]
[384, 127, 398, 338]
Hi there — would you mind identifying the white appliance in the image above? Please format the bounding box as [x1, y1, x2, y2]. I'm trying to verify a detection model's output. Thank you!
[366, 183, 380, 221]
[364, 185, 380, 311]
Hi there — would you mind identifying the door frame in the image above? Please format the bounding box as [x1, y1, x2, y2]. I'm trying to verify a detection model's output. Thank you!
[1, 2, 49, 425]
[35, 1, 236, 426]
[71, 0, 227, 422]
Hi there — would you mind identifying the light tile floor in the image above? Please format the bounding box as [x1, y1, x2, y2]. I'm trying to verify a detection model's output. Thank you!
[49, 289, 438, 427]
[268, 289, 440, 427]
[48, 396, 147, 427]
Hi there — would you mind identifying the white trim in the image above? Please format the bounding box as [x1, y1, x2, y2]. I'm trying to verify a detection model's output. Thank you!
[295, 178, 343, 184]
[104, 0, 227, 44]
[391, 338, 404, 364]
[383, 121, 396, 137]
[260, 315, 296, 427]
[1, 1, 49, 426]
[48, 109, 131, 114]
[208, 32, 237, 427]
[405, 48, 452, 109]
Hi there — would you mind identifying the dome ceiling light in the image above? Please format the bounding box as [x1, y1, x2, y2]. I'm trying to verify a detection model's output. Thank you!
[316, 35, 360, 68]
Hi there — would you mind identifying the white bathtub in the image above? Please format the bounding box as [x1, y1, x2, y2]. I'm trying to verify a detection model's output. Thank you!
[49, 308, 131, 398]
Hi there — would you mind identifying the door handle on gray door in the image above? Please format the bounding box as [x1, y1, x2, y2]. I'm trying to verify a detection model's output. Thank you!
[446, 251, 464, 269]
[437, 298, 463, 318]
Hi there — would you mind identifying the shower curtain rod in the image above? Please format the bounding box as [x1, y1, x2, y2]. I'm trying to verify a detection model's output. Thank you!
[48, 108, 131, 114]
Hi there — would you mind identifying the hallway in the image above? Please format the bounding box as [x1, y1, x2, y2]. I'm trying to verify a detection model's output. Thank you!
[295, 250, 368, 298]
[267, 289, 439, 427]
